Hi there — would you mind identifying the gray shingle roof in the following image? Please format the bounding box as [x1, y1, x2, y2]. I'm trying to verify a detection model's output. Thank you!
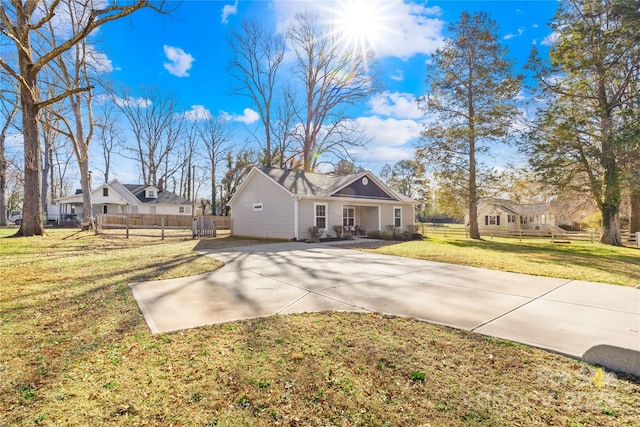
[486, 198, 549, 215]
[257, 167, 415, 203]
[124, 184, 191, 205]
[257, 167, 363, 197]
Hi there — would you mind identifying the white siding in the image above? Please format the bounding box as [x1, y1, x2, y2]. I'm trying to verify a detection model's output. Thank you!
[297, 199, 414, 239]
[230, 172, 295, 239]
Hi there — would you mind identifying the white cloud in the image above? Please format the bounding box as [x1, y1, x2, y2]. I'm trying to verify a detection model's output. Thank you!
[85, 45, 114, 74]
[531, 23, 539, 29]
[271, 0, 445, 60]
[220, 108, 260, 124]
[541, 31, 559, 46]
[163, 45, 194, 77]
[183, 105, 212, 121]
[390, 69, 404, 81]
[504, 28, 525, 40]
[221, 0, 239, 24]
[111, 95, 151, 108]
[348, 115, 422, 163]
[367, 91, 422, 119]
[5, 133, 23, 150]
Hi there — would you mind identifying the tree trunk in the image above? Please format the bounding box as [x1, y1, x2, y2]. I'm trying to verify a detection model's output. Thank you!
[630, 190, 640, 234]
[42, 130, 51, 213]
[211, 172, 217, 216]
[17, 89, 45, 236]
[468, 168, 480, 239]
[600, 204, 622, 246]
[0, 133, 6, 226]
[78, 156, 94, 230]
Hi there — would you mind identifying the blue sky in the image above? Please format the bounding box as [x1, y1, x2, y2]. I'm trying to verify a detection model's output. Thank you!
[13, 1, 561, 187]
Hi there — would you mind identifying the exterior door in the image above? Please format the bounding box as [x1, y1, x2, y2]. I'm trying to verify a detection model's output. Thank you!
[343, 207, 355, 231]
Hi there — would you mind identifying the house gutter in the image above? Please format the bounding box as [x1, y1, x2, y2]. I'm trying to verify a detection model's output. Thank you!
[293, 196, 300, 240]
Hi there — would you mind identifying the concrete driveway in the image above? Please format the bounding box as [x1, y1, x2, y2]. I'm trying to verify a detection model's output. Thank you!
[129, 241, 640, 376]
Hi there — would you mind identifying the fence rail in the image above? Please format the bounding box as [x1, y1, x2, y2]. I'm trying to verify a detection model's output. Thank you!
[96, 214, 225, 239]
[419, 224, 638, 245]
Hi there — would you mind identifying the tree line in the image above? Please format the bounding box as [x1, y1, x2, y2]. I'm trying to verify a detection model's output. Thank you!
[1, 0, 638, 247]
[1, 2, 375, 236]
[415, 0, 639, 246]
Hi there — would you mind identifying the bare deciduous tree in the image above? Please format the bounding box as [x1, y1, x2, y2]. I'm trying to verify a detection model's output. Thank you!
[94, 101, 122, 184]
[198, 117, 232, 215]
[0, 75, 20, 226]
[0, 0, 169, 236]
[229, 20, 285, 167]
[116, 86, 185, 187]
[286, 11, 375, 172]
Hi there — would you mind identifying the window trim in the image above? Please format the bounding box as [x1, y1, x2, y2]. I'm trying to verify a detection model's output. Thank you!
[103, 187, 108, 197]
[314, 202, 328, 230]
[393, 206, 402, 229]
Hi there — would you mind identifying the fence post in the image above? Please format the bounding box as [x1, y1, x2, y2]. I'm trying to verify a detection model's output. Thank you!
[192, 218, 197, 239]
[125, 216, 129, 239]
[161, 218, 165, 240]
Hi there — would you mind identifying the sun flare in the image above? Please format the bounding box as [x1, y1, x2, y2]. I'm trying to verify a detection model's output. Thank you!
[327, 0, 393, 67]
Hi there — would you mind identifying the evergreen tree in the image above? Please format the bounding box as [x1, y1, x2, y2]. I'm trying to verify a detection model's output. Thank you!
[527, 0, 640, 246]
[417, 11, 522, 239]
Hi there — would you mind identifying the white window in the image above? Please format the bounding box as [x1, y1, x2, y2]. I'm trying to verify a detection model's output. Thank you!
[179, 206, 185, 213]
[314, 203, 327, 230]
[343, 207, 355, 229]
[102, 205, 108, 214]
[393, 207, 402, 228]
[489, 215, 496, 225]
[103, 187, 109, 197]
[253, 202, 263, 211]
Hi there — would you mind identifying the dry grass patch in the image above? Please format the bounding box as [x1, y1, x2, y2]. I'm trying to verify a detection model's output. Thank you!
[347, 235, 640, 287]
[1, 228, 639, 426]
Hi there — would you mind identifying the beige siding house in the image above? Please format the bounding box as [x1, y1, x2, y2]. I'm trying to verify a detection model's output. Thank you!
[229, 167, 416, 240]
[467, 199, 563, 233]
[55, 179, 192, 220]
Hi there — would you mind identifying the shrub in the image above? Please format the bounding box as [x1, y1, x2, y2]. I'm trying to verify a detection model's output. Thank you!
[308, 226, 323, 243]
[380, 230, 394, 240]
[332, 224, 343, 238]
[367, 229, 381, 239]
[406, 224, 419, 234]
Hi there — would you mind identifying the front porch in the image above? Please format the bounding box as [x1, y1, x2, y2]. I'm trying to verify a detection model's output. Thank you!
[341, 205, 379, 237]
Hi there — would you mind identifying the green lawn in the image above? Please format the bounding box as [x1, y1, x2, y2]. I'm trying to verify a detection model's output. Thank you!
[1, 227, 639, 426]
[358, 231, 639, 287]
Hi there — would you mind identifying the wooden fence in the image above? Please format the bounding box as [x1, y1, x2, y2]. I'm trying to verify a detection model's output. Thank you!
[96, 214, 227, 239]
[419, 223, 639, 246]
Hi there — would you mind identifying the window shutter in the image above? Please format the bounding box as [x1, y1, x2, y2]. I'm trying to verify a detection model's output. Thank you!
[497, 215, 501, 226]
[485, 216, 488, 225]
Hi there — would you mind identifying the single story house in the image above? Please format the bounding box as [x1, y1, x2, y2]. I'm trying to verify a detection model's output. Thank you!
[54, 179, 192, 221]
[228, 166, 417, 240]
[468, 198, 560, 233]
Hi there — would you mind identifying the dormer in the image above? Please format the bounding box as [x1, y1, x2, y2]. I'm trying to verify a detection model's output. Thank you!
[144, 186, 159, 199]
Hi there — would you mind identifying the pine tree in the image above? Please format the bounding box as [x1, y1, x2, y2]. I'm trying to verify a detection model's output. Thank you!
[417, 11, 522, 239]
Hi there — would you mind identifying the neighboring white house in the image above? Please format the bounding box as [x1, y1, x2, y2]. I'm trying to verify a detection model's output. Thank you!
[468, 199, 562, 233]
[228, 166, 416, 240]
[55, 179, 192, 220]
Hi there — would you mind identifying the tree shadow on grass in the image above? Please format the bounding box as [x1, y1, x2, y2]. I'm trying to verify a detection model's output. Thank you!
[442, 238, 640, 285]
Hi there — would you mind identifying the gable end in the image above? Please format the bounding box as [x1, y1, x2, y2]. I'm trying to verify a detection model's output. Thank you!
[332, 178, 395, 200]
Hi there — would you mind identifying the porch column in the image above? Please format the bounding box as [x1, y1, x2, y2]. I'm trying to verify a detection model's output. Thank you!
[293, 197, 299, 240]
